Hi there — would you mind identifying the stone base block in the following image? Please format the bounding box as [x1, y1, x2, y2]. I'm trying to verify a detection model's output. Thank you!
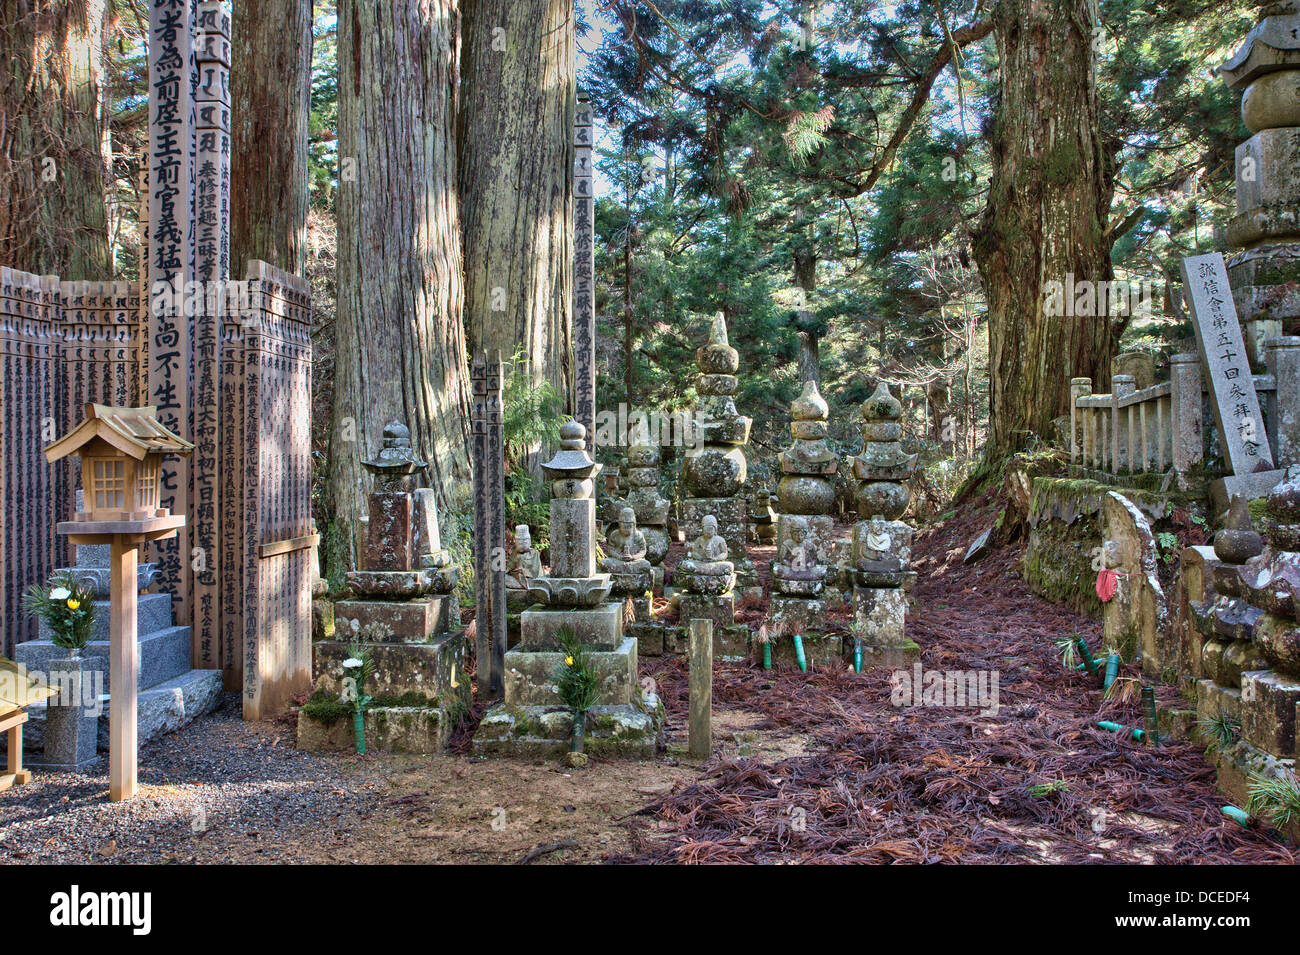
[22, 668, 223, 755]
[37, 592, 172, 645]
[853, 586, 908, 646]
[1197, 677, 1243, 727]
[768, 595, 827, 634]
[472, 695, 664, 758]
[714, 624, 751, 662]
[333, 597, 449, 643]
[626, 622, 672, 656]
[314, 630, 468, 702]
[503, 637, 637, 706]
[16, 624, 193, 696]
[763, 631, 843, 669]
[297, 703, 462, 754]
[519, 600, 624, 650]
[1241, 669, 1300, 757]
[677, 592, 734, 631]
[858, 641, 921, 669]
[1209, 740, 1299, 841]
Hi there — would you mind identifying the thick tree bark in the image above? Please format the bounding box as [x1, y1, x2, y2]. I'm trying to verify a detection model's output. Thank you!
[793, 248, 820, 387]
[458, 0, 574, 399]
[0, 0, 111, 277]
[329, 0, 471, 564]
[230, 0, 312, 276]
[974, 0, 1114, 454]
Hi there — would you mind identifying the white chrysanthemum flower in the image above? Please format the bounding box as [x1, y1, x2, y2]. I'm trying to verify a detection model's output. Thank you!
[50, 587, 71, 601]
[342, 658, 363, 669]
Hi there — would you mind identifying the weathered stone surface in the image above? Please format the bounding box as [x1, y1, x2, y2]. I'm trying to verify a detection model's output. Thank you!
[1253, 611, 1300, 673]
[853, 586, 907, 645]
[366, 492, 414, 571]
[345, 568, 455, 599]
[1241, 668, 1300, 755]
[297, 704, 460, 754]
[502, 637, 637, 706]
[768, 595, 828, 634]
[762, 630, 842, 668]
[548, 497, 598, 579]
[333, 597, 449, 643]
[964, 526, 993, 564]
[678, 592, 734, 631]
[314, 631, 467, 701]
[626, 621, 670, 656]
[519, 600, 624, 650]
[472, 694, 664, 758]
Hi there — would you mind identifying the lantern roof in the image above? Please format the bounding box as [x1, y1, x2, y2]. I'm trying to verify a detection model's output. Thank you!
[43, 404, 195, 464]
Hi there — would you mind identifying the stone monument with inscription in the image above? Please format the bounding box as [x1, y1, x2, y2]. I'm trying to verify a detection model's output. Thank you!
[1181, 252, 1287, 508]
[473, 421, 663, 757]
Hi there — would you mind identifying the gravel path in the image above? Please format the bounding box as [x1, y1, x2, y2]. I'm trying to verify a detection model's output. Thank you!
[0, 693, 382, 864]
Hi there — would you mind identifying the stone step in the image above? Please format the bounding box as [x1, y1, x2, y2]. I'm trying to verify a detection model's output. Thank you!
[37, 592, 173, 644]
[15, 624, 194, 693]
[19, 669, 224, 755]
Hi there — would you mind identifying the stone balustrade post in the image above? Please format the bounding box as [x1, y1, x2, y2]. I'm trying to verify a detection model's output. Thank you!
[1070, 377, 1092, 464]
[1111, 375, 1135, 474]
[1169, 353, 1204, 476]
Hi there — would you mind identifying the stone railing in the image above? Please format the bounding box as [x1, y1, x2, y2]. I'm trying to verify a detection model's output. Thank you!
[1070, 337, 1300, 482]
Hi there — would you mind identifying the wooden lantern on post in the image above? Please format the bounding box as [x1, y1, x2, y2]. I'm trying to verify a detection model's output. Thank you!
[44, 404, 193, 801]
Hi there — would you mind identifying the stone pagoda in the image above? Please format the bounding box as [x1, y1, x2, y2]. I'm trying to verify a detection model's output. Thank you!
[474, 421, 663, 757]
[847, 383, 919, 666]
[767, 380, 841, 666]
[1221, 0, 1300, 371]
[298, 421, 469, 753]
[680, 313, 759, 600]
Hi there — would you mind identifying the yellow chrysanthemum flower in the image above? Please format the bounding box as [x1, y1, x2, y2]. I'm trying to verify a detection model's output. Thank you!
[565, 656, 574, 667]
[66, 599, 80, 611]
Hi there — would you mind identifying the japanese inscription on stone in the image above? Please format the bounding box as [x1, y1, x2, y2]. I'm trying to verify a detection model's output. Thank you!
[1181, 252, 1275, 474]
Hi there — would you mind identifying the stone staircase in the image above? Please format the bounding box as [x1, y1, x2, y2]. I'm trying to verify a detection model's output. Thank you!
[15, 590, 222, 754]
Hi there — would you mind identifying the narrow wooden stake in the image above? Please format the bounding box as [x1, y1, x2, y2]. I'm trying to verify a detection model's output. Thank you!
[109, 538, 139, 801]
[689, 618, 712, 759]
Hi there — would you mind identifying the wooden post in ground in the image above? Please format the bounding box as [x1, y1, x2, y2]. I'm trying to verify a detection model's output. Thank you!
[689, 618, 712, 759]
[109, 538, 139, 802]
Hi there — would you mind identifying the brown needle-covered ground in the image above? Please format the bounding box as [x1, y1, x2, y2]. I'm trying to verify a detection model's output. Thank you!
[609, 501, 1297, 864]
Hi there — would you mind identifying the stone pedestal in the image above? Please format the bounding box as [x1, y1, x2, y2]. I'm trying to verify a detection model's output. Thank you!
[852, 587, 918, 668]
[300, 422, 470, 754]
[38, 657, 99, 770]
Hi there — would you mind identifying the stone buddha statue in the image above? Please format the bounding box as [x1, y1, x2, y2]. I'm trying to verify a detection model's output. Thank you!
[601, 508, 651, 574]
[505, 524, 542, 607]
[602, 507, 653, 597]
[772, 516, 826, 595]
[678, 515, 735, 594]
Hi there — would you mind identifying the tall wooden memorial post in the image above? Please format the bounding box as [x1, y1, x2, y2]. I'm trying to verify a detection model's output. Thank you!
[472, 350, 506, 699]
[574, 90, 596, 450]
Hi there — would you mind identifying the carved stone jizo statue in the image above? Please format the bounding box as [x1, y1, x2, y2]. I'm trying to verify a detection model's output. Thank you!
[678, 515, 735, 595]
